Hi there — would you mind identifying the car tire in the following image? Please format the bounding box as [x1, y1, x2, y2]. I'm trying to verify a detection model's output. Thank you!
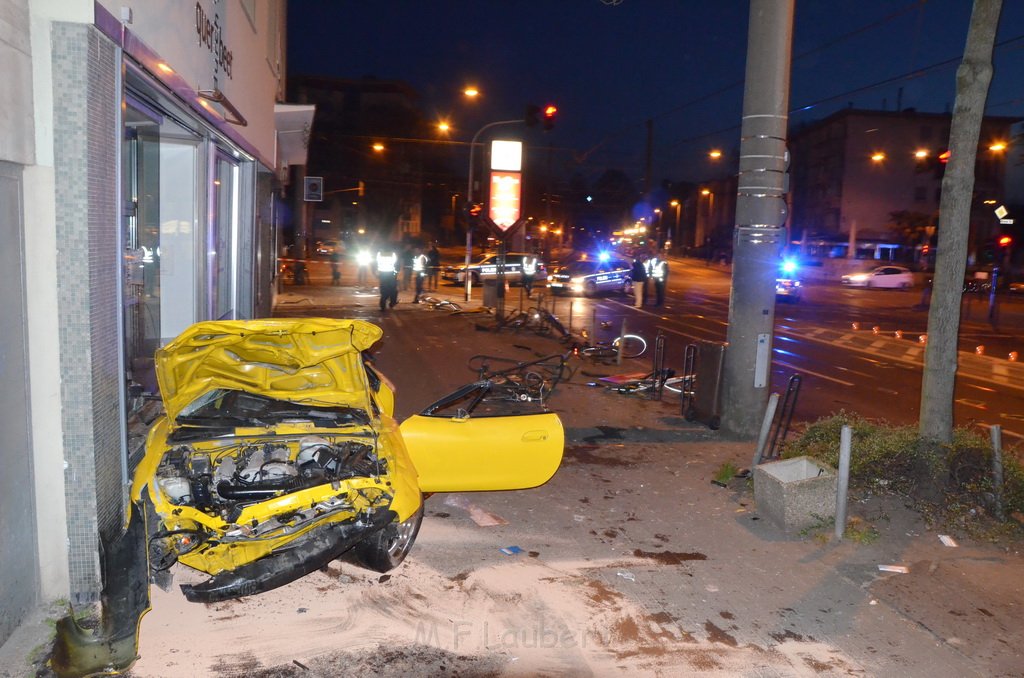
[584, 280, 597, 297]
[351, 503, 424, 573]
[471, 272, 481, 285]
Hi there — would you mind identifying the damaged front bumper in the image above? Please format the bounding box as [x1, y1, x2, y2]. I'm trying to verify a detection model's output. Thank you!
[180, 508, 395, 603]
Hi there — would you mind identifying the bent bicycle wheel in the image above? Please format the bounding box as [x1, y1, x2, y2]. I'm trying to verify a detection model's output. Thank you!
[612, 334, 647, 358]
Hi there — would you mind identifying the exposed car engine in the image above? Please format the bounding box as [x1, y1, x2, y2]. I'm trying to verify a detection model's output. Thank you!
[154, 435, 383, 517]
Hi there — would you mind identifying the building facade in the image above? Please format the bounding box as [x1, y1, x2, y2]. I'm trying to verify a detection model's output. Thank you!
[789, 108, 1015, 260]
[1, 0, 289, 646]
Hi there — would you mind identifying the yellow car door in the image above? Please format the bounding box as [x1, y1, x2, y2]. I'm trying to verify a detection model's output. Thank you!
[399, 411, 564, 493]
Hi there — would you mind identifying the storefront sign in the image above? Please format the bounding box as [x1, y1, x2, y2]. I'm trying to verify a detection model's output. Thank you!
[196, 2, 234, 79]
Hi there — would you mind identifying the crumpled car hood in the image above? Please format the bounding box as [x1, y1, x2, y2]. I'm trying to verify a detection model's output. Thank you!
[155, 318, 383, 425]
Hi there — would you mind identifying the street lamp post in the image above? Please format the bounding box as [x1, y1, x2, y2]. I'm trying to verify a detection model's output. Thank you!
[464, 118, 522, 301]
[670, 200, 681, 250]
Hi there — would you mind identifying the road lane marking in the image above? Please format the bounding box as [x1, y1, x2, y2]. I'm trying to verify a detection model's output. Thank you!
[773, 359, 854, 386]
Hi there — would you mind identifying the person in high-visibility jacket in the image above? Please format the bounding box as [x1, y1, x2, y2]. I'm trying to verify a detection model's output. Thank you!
[411, 246, 428, 303]
[647, 255, 668, 307]
[376, 249, 400, 311]
[521, 255, 539, 298]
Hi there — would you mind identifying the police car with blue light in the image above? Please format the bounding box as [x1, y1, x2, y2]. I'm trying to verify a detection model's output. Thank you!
[775, 259, 803, 302]
[442, 252, 546, 284]
[547, 252, 633, 296]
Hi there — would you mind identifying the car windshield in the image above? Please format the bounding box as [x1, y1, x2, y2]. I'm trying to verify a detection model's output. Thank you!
[566, 261, 598, 275]
[172, 389, 370, 439]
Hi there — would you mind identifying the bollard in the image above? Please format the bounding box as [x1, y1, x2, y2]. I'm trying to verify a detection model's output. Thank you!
[835, 425, 852, 540]
[617, 318, 627, 365]
[751, 392, 781, 468]
[991, 425, 1006, 522]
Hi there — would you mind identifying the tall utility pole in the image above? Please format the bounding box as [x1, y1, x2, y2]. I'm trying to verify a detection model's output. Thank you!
[720, 0, 795, 439]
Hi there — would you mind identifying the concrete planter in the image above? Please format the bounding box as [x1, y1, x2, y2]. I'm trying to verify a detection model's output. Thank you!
[754, 456, 837, 533]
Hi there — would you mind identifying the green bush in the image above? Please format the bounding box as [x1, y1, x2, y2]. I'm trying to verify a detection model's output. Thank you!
[779, 412, 1024, 526]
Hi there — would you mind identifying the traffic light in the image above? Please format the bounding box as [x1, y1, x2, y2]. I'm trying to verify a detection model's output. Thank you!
[525, 104, 540, 127]
[543, 104, 557, 131]
[999, 235, 1012, 247]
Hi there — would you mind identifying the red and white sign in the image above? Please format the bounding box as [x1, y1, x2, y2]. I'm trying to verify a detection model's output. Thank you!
[489, 171, 521, 230]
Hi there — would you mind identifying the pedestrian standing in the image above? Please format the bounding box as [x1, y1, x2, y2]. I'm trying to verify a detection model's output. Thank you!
[412, 246, 428, 303]
[521, 254, 538, 298]
[631, 253, 648, 307]
[330, 251, 342, 286]
[649, 255, 667, 306]
[400, 244, 413, 291]
[427, 243, 441, 290]
[376, 249, 399, 311]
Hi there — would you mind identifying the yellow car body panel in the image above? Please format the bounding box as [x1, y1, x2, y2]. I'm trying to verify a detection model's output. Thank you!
[399, 412, 564, 492]
[155, 318, 382, 424]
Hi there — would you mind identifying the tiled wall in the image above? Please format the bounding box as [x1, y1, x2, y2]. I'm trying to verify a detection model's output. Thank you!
[52, 22, 124, 604]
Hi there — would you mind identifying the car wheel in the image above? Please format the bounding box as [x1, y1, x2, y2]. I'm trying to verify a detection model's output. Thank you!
[584, 280, 597, 297]
[471, 272, 481, 285]
[351, 503, 424, 573]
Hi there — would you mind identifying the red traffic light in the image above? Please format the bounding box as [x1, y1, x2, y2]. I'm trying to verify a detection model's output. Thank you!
[543, 104, 557, 131]
[998, 235, 1012, 247]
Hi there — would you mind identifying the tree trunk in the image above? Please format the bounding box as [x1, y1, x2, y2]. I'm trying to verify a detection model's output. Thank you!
[919, 0, 1003, 443]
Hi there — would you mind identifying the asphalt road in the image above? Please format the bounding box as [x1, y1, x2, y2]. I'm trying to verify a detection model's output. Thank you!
[279, 252, 1024, 443]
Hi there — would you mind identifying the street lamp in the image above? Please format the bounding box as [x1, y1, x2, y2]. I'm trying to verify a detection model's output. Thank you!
[670, 199, 681, 249]
[464, 118, 523, 301]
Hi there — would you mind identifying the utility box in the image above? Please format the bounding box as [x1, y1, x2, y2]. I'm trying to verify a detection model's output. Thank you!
[754, 456, 836, 533]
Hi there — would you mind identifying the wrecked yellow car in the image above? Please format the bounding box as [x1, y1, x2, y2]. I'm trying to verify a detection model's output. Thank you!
[52, 318, 563, 676]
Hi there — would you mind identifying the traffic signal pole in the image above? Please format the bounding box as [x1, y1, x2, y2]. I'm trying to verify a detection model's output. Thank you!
[465, 119, 522, 301]
[720, 0, 795, 439]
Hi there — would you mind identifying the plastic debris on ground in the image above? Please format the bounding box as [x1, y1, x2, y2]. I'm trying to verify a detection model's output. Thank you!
[616, 571, 636, 582]
[938, 534, 958, 547]
[500, 546, 523, 556]
[877, 564, 910, 574]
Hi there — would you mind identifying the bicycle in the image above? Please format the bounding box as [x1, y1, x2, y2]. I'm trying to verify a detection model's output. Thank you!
[572, 332, 647, 361]
[608, 368, 689, 395]
[466, 352, 573, 401]
[419, 296, 463, 312]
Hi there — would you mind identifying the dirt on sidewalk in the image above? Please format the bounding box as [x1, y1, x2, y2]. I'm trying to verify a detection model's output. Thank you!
[110, 294, 1022, 677]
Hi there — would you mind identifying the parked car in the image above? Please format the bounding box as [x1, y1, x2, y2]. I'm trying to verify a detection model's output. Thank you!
[547, 256, 632, 296]
[841, 265, 915, 289]
[442, 252, 546, 284]
[315, 240, 338, 255]
[53, 318, 565, 676]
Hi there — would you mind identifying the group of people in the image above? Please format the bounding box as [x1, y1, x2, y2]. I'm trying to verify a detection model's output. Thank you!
[374, 243, 441, 311]
[630, 249, 668, 307]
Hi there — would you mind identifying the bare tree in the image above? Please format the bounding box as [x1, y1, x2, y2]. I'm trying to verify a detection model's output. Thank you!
[920, 0, 1003, 443]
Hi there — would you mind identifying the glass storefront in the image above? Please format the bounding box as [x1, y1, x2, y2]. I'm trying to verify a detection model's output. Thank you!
[120, 64, 255, 410]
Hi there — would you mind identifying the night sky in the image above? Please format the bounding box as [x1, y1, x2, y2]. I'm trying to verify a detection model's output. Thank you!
[287, 1, 1024, 184]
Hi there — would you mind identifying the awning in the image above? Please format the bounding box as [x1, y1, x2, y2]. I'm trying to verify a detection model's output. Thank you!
[275, 104, 316, 170]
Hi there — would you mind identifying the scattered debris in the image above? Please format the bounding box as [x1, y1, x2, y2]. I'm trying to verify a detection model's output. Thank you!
[616, 571, 636, 582]
[443, 494, 508, 526]
[877, 564, 910, 574]
[574, 514, 585, 522]
[500, 545, 523, 556]
[938, 534, 958, 547]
